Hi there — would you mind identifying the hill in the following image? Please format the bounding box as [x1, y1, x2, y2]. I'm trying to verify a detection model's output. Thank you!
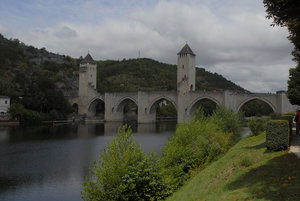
[0, 33, 247, 105]
[96, 58, 247, 93]
[167, 133, 300, 201]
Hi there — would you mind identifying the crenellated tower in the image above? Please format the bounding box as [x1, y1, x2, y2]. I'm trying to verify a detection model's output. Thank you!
[79, 53, 97, 97]
[177, 44, 196, 93]
[177, 44, 196, 122]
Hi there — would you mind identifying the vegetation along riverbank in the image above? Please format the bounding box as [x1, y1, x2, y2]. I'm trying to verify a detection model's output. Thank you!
[81, 106, 243, 200]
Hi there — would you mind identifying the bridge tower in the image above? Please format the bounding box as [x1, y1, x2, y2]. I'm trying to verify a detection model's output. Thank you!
[79, 53, 97, 97]
[177, 44, 196, 122]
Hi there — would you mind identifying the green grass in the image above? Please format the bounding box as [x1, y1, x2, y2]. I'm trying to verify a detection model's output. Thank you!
[167, 132, 300, 201]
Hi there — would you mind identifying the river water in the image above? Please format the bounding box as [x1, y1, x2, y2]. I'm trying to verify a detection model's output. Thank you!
[0, 121, 176, 201]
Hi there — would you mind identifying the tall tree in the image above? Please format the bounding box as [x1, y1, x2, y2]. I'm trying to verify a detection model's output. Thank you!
[264, 0, 300, 62]
[263, 0, 300, 104]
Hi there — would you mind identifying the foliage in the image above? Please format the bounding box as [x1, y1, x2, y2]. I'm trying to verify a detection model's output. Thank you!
[81, 125, 168, 201]
[281, 114, 294, 136]
[266, 120, 289, 151]
[248, 118, 269, 136]
[287, 63, 300, 105]
[96, 59, 246, 93]
[210, 105, 243, 137]
[9, 103, 42, 123]
[156, 100, 177, 117]
[166, 133, 300, 201]
[263, 0, 300, 62]
[159, 106, 242, 191]
[263, 0, 300, 104]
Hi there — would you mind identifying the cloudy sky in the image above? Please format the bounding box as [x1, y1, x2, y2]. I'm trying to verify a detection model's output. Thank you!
[0, 0, 296, 92]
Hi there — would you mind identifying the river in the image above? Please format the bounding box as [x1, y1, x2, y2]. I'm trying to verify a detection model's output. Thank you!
[0, 121, 176, 201]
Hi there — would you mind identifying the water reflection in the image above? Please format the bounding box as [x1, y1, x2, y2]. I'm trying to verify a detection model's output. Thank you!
[0, 121, 176, 201]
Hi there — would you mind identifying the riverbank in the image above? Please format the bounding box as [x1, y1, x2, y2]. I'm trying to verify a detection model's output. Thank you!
[0, 120, 19, 126]
[167, 132, 300, 201]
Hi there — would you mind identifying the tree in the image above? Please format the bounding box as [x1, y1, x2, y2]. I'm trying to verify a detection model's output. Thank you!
[81, 125, 168, 201]
[287, 63, 300, 105]
[263, 0, 300, 62]
[264, 0, 300, 104]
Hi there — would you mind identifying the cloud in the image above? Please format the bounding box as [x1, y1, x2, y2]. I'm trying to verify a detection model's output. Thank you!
[54, 26, 77, 39]
[1, 0, 295, 92]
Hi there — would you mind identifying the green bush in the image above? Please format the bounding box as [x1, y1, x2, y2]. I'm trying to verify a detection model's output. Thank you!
[281, 114, 293, 135]
[81, 125, 168, 201]
[266, 120, 289, 151]
[9, 103, 42, 124]
[248, 118, 269, 136]
[160, 106, 242, 191]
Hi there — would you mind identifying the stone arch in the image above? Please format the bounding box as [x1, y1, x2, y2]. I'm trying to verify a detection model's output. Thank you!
[72, 103, 78, 113]
[88, 98, 105, 118]
[237, 97, 276, 115]
[149, 96, 177, 114]
[189, 97, 220, 116]
[115, 97, 138, 112]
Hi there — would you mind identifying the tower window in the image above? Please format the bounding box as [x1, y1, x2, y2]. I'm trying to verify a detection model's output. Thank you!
[190, 84, 193, 91]
[182, 65, 184, 69]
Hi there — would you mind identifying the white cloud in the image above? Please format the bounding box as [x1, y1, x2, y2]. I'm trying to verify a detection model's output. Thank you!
[2, 0, 295, 92]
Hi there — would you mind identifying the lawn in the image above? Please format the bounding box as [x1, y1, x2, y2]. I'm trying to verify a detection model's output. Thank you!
[167, 132, 300, 201]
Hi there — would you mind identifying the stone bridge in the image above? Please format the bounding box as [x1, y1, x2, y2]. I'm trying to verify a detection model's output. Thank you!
[71, 45, 297, 123]
[71, 89, 296, 123]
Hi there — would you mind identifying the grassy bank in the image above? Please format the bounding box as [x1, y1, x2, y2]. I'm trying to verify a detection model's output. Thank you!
[167, 132, 300, 201]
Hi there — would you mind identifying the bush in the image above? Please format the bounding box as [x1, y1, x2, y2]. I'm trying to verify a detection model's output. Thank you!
[210, 105, 243, 138]
[266, 120, 289, 151]
[81, 125, 168, 201]
[160, 106, 242, 191]
[281, 114, 293, 135]
[9, 103, 42, 124]
[248, 118, 269, 136]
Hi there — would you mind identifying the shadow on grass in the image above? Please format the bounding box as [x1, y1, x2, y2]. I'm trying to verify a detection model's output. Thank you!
[246, 142, 266, 150]
[226, 153, 300, 200]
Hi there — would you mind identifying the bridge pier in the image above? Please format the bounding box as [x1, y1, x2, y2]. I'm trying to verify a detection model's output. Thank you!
[138, 91, 156, 123]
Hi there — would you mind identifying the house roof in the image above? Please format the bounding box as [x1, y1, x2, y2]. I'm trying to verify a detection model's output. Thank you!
[81, 53, 96, 65]
[0, 96, 10, 99]
[177, 44, 196, 56]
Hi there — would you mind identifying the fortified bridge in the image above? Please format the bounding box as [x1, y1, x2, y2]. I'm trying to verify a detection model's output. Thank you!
[71, 45, 297, 123]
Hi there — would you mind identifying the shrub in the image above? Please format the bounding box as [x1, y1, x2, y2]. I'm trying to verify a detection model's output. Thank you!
[160, 106, 242, 191]
[248, 118, 269, 136]
[81, 125, 168, 201]
[266, 120, 289, 151]
[9, 103, 42, 124]
[281, 114, 293, 135]
[210, 105, 243, 138]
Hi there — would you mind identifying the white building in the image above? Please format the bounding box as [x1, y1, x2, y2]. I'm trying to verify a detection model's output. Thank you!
[0, 96, 10, 115]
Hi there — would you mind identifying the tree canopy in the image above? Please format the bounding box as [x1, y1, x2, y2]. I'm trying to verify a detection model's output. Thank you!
[264, 0, 300, 104]
[263, 0, 300, 62]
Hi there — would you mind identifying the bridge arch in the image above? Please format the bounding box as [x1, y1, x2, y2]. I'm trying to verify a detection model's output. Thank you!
[189, 97, 220, 116]
[237, 97, 276, 114]
[88, 98, 105, 118]
[115, 97, 138, 112]
[72, 103, 78, 113]
[149, 96, 177, 114]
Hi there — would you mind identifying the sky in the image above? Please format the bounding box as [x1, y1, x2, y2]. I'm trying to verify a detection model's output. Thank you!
[0, 0, 296, 93]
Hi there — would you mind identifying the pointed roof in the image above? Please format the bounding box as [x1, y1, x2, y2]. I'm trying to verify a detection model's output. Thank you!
[177, 44, 196, 56]
[81, 53, 96, 64]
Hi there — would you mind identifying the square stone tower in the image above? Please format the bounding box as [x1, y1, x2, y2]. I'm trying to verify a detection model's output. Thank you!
[177, 44, 196, 122]
[177, 44, 196, 93]
[79, 53, 97, 97]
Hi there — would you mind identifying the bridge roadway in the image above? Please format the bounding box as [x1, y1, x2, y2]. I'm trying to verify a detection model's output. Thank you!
[71, 86, 297, 123]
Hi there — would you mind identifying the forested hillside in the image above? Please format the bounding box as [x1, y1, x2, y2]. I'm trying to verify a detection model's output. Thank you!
[96, 59, 247, 93]
[0, 33, 247, 112]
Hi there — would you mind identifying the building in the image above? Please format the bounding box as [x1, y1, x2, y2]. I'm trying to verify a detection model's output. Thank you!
[0, 96, 10, 119]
